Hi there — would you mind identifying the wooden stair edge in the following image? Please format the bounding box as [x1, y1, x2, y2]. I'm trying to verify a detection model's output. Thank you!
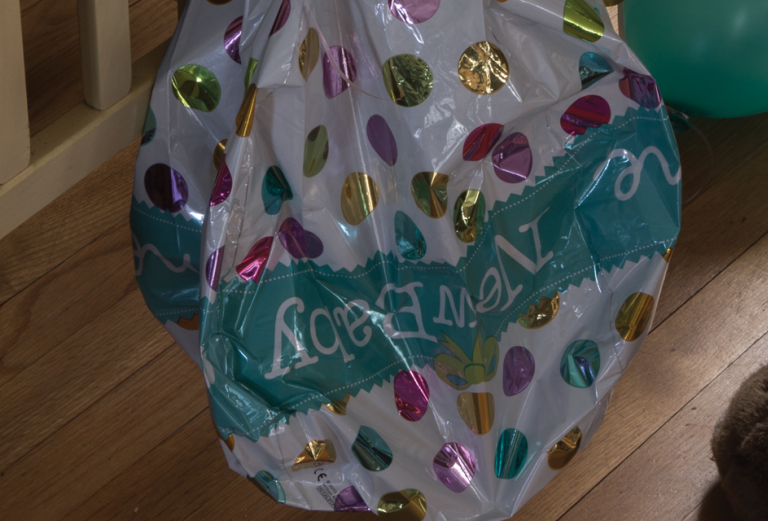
[0, 39, 169, 241]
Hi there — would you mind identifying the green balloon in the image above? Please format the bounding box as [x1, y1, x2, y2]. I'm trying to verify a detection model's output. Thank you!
[624, 0, 768, 118]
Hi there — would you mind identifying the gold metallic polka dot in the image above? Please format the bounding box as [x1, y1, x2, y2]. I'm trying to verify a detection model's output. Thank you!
[215, 428, 236, 451]
[341, 172, 379, 225]
[411, 172, 449, 218]
[615, 292, 655, 342]
[518, 292, 560, 329]
[324, 394, 350, 415]
[453, 189, 485, 243]
[663, 247, 673, 262]
[292, 440, 337, 471]
[457, 392, 495, 435]
[213, 139, 227, 172]
[547, 426, 582, 470]
[299, 28, 319, 81]
[176, 314, 200, 330]
[377, 489, 427, 521]
[457, 41, 509, 95]
[236, 84, 258, 137]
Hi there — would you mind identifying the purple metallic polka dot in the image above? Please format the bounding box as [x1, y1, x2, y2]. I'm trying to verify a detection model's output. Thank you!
[503, 346, 535, 396]
[205, 247, 224, 291]
[334, 486, 371, 512]
[619, 68, 662, 110]
[210, 158, 232, 206]
[394, 370, 430, 422]
[433, 442, 476, 493]
[224, 16, 242, 64]
[388, 0, 440, 24]
[492, 132, 532, 183]
[278, 218, 323, 259]
[560, 95, 611, 135]
[144, 163, 188, 213]
[236, 237, 273, 282]
[367, 115, 398, 166]
[323, 46, 357, 99]
[463, 123, 503, 161]
[269, 0, 290, 36]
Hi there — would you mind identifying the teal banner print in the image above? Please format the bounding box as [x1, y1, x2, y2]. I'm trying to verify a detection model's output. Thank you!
[202, 107, 681, 442]
[130, 200, 202, 325]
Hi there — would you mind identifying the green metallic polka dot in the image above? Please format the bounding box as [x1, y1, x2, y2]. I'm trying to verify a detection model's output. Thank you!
[382, 54, 433, 107]
[563, 0, 604, 43]
[303, 125, 329, 177]
[171, 64, 221, 112]
[244, 58, 259, 90]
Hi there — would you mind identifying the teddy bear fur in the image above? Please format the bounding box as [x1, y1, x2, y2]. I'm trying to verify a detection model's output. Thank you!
[712, 364, 768, 521]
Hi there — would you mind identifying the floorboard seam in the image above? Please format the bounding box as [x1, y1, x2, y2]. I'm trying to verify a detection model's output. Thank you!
[0, 337, 176, 475]
[0, 216, 130, 310]
[650, 226, 768, 334]
[0, 258, 136, 394]
[681, 495, 707, 521]
[555, 327, 768, 521]
[0, 281, 140, 393]
[60, 405, 212, 520]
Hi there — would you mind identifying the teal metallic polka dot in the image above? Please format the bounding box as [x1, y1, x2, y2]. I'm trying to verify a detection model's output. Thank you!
[261, 166, 293, 215]
[559, 339, 600, 388]
[248, 471, 286, 503]
[140, 107, 156, 146]
[494, 428, 528, 479]
[352, 426, 393, 472]
[394, 211, 426, 260]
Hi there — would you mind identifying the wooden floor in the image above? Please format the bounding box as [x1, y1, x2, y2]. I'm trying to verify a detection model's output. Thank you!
[1, 110, 768, 520]
[20, 0, 177, 136]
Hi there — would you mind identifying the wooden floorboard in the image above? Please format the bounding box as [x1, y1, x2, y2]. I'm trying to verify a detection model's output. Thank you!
[0, 219, 135, 389]
[0, 347, 203, 521]
[2, 116, 768, 520]
[0, 289, 176, 473]
[21, 0, 177, 135]
[0, 140, 138, 306]
[560, 331, 768, 521]
[61, 411, 231, 521]
[653, 111, 768, 325]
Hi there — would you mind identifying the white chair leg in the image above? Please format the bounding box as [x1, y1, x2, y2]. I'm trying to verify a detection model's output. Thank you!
[77, 0, 132, 110]
[0, 0, 31, 185]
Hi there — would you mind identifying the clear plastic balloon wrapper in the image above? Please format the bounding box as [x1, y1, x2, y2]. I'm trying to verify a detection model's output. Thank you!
[130, 0, 681, 519]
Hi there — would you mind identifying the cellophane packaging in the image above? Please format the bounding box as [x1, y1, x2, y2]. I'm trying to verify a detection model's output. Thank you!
[130, 0, 681, 518]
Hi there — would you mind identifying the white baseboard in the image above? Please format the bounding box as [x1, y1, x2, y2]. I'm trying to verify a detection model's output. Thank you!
[0, 40, 168, 241]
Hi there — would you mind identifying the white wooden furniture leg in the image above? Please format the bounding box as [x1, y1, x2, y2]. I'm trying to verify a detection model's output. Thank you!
[0, 42, 168, 240]
[616, 3, 625, 40]
[0, 0, 31, 184]
[77, 0, 132, 110]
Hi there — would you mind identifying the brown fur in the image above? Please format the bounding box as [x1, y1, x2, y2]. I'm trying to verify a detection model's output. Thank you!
[712, 364, 768, 521]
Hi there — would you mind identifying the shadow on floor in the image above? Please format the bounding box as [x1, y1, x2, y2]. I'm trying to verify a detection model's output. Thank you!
[697, 480, 738, 521]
